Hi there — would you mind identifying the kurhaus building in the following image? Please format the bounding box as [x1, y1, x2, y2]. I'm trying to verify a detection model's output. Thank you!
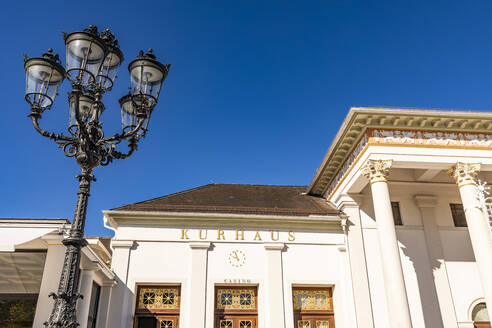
[2, 107, 492, 328]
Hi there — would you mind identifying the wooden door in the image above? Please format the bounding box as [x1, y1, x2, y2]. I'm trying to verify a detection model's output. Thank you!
[294, 315, 334, 328]
[217, 316, 257, 328]
[474, 323, 491, 328]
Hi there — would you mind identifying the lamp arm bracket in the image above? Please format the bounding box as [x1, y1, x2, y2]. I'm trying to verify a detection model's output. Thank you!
[29, 114, 74, 142]
[100, 115, 146, 143]
[110, 138, 139, 161]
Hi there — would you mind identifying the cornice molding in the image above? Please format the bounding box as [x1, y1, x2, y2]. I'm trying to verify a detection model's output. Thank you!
[308, 107, 492, 196]
[103, 210, 342, 231]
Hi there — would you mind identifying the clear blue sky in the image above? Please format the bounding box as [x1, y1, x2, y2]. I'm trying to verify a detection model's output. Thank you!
[2, 0, 492, 236]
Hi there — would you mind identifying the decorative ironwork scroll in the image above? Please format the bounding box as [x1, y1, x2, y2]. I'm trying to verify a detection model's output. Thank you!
[292, 289, 331, 311]
[137, 287, 180, 310]
[216, 288, 256, 310]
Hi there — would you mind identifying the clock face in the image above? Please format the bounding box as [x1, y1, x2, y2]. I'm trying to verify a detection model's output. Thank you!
[228, 249, 246, 268]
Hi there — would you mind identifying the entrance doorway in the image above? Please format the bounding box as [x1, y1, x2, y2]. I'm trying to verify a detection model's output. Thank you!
[133, 285, 181, 328]
[292, 287, 335, 328]
[214, 286, 258, 328]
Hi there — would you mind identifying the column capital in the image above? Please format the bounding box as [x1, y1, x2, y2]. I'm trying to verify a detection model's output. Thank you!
[189, 241, 211, 250]
[447, 162, 481, 188]
[111, 240, 135, 249]
[264, 243, 285, 251]
[361, 159, 393, 184]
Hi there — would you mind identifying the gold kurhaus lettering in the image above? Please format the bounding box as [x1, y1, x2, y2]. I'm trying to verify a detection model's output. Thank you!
[217, 229, 225, 240]
[199, 229, 207, 240]
[235, 229, 244, 240]
[179, 228, 298, 241]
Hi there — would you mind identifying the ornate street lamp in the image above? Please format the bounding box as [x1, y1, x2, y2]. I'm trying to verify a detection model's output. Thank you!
[23, 25, 170, 327]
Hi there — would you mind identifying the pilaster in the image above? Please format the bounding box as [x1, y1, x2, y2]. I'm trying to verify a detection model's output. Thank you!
[338, 194, 374, 328]
[77, 261, 99, 328]
[264, 243, 286, 328]
[414, 195, 457, 328]
[188, 242, 211, 328]
[107, 240, 135, 328]
[33, 235, 65, 327]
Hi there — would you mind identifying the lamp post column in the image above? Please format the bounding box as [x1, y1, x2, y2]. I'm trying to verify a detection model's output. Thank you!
[361, 159, 412, 328]
[448, 163, 492, 321]
[45, 169, 94, 327]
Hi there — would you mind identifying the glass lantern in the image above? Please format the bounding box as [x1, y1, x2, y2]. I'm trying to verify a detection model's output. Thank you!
[128, 49, 170, 108]
[64, 25, 107, 87]
[68, 93, 95, 133]
[24, 49, 65, 111]
[119, 94, 137, 133]
[119, 94, 151, 137]
[96, 29, 124, 90]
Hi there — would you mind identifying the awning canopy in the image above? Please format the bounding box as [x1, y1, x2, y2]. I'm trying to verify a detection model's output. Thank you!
[0, 227, 56, 252]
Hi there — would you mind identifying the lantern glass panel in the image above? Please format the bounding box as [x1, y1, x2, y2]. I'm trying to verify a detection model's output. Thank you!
[69, 94, 95, 132]
[66, 36, 105, 86]
[97, 49, 122, 90]
[129, 62, 164, 107]
[120, 95, 138, 133]
[25, 59, 64, 109]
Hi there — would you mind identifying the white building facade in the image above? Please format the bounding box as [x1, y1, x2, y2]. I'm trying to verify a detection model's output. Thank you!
[1, 107, 492, 328]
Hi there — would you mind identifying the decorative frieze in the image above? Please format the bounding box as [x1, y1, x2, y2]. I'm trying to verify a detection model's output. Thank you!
[216, 287, 257, 310]
[137, 287, 180, 310]
[371, 129, 492, 147]
[324, 129, 492, 197]
[447, 162, 481, 188]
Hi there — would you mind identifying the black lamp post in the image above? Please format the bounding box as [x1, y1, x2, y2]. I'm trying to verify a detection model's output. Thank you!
[23, 25, 170, 327]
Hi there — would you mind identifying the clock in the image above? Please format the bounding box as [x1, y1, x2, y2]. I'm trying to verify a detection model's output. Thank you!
[228, 249, 246, 268]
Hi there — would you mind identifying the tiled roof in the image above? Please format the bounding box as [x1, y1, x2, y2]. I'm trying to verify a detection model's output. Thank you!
[113, 184, 339, 217]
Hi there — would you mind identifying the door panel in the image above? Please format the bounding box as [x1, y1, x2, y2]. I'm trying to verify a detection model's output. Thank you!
[294, 315, 334, 328]
[156, 316, 179, 328]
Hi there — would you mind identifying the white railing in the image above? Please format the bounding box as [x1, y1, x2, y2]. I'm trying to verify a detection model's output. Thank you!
[477, 180, 492, 234]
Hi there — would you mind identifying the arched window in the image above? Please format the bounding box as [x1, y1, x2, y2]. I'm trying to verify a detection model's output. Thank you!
[472, 302, 490, 328]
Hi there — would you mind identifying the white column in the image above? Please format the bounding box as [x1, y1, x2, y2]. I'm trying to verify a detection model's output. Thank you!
[448, 163, 492, 321]
[264, 243, 286, 328]
[107, 240, 134, 328]
[188, 242, 210, 328]
[414, 195, 457, 328]
[33, 235, 66, 327]
[339, 195, 375, 328]
[361, 159, 412, 328]
[77, 262, 98, 328]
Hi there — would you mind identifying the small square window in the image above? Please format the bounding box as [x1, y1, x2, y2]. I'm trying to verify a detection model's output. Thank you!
[240, 293, 251, 305]
[450, 204, 467, 227]
[220, 321, 233, 328]
[240, 321, 252, 328]
[160, 320, 173, 328]
[162, 292, 174, 305]
[221, 293, 233, 305]
[391, 202, 403, 226]
[143, 292, 155, 305]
